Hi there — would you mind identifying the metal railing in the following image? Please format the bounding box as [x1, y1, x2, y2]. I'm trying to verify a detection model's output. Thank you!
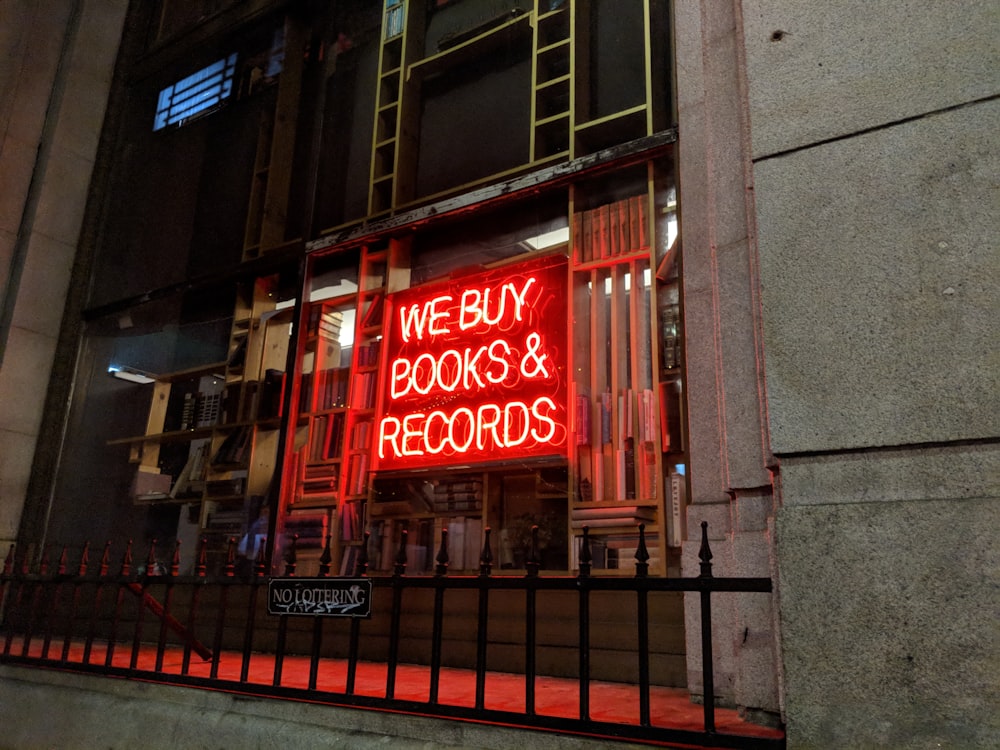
[0, 523, 783, 749]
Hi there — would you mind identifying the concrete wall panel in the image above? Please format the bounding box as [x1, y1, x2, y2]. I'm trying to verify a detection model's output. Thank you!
[776, 497, 1000, 748]
[742, 0, 1000, 158]
[756, 99, 1000, 453]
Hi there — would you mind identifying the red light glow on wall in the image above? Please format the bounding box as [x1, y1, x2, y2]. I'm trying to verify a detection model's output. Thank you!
[376, 255, 568, 472]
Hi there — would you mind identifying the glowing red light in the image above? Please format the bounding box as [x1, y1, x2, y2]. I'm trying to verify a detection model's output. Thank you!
[375, 255, 568, 471]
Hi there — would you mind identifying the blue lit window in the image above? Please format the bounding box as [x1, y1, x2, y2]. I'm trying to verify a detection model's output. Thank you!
[153, 53, 238, 131]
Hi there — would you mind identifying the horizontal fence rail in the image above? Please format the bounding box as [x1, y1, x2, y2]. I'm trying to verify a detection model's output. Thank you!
[0, 523, 783, 749]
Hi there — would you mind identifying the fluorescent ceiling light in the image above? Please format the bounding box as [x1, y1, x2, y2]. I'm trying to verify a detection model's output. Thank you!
[108, 365, 155, 384]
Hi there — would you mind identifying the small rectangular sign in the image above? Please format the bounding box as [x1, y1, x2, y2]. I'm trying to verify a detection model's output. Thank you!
[267, 577, 373, 618]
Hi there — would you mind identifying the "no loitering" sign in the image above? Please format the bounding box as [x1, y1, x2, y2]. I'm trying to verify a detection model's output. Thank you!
[267, 577, 373, 618]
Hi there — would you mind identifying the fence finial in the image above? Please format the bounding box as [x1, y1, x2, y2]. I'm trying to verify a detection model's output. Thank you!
[57, 545, 69, 576]
[525, 525, 540, 577]
[578, 526, 592, 578]
[394, 528, 409, 577]
[318, 534, 332, 577]
[77, 542, 90, 577]
[635, 523, 650, 578]
[479, 527, 493, 577]
[170, 539, 181, 577]
[253, 539, 267, 578]
[99, 541, 112, 577]
[224, 537, 237, 577]
[196, 538, 208, 577]
[145, 539, 159, 577]
[119, 540, 133, 577]
[698, 521, 713, 578]
[355, 530, 370, 577]
[435, 528, 450, 577]
[284, 534, 299, 577]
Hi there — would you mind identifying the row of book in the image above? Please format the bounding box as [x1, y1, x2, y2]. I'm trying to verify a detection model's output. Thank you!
[368, 515, 485, 573]
[340, 499, 365, 542]
[384, 3, 404, 39]
[570, 504, 655, 529]
[205, 475, 246, 499]
[204, 508, 247, 537]
[571, 531, 661, 572]
[284, 512, 329, 550]
[317, 310, 343, 340]
[301, 462, 338, 499]
[353, 371, 378, 409]
[576, 388, 658, 447]
[573, 391, 659, 502]
[350, 420, 371, 451]
[345, 452, 370, 497]
[572, 195, 649, 264]
[430, 479, 483, 513]
[212, 425, 253, 466]
[307, 412, 346, 462]
[356, 339, 380, 368]
[301, 367, 350, 412]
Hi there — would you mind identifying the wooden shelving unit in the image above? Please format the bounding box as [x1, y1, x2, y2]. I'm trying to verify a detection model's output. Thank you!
[566, 169, 674, 575]
[366, 0, 666, 215]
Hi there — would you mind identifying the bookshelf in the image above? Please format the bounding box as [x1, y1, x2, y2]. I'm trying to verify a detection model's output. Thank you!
[567, 169, 676, 575]
[108, 273, 294, 572]
[283, 241, 407, 575]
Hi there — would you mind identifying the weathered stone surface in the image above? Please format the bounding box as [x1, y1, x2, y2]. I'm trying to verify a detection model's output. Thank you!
[742, 0, 1000, 158]
[776, 497, 1000, 748]
[756, 99, 1000, 453]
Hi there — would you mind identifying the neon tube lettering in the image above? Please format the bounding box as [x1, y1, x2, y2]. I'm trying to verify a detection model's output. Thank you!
[401, 413, 425, 456]
[379, 417, 402, 459]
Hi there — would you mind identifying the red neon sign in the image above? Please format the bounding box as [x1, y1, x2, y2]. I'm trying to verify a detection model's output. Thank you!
[375, 255, 568, 471]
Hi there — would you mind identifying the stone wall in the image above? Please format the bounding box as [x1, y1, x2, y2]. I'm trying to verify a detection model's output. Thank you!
[0, 0, 126, 555]
[743, 0, 1000, 745]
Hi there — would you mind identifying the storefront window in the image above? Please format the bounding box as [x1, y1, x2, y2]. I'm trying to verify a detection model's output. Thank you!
[280, 163, 682, 577]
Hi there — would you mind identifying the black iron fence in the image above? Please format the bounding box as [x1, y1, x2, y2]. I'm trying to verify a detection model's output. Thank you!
[0, 523, 783, 749]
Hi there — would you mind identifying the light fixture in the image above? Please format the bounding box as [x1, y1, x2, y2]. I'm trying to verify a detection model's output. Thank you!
[108, 365, 155, 384]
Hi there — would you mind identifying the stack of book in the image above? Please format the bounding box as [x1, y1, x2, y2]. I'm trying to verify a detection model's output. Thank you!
[572, 195, 649, 264]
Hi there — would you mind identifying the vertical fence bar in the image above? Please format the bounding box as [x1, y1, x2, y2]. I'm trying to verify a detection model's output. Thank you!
[83, 541, 111, 665]
[386, 528, 408, 700]
[308, 534, 332, 691]
[635, 524, 651, 726]
[130, 540, 158, 670]
[20, 547, 48, 657]
[2, 549, 25, 656]
[474, 528, 493, 711]
[182, 538, 208, 675]
[154, 541, 180, 672]
[240, 544, 267, 683]
[698, 521, 716, 734]
[577, 526, 592, 721]
[106, 540, 133, 668]
[0, 544, 13, 616]
[60, 543, 89, 664]
[429, 528, 449, 705]
[40, 546, 69, 659]
[524, 526, 540, 716]
[273, 536, 297, 687]
[346, 532, 369, 695]
[210, 538, 237, 680]
[476, 524, 493, 711]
